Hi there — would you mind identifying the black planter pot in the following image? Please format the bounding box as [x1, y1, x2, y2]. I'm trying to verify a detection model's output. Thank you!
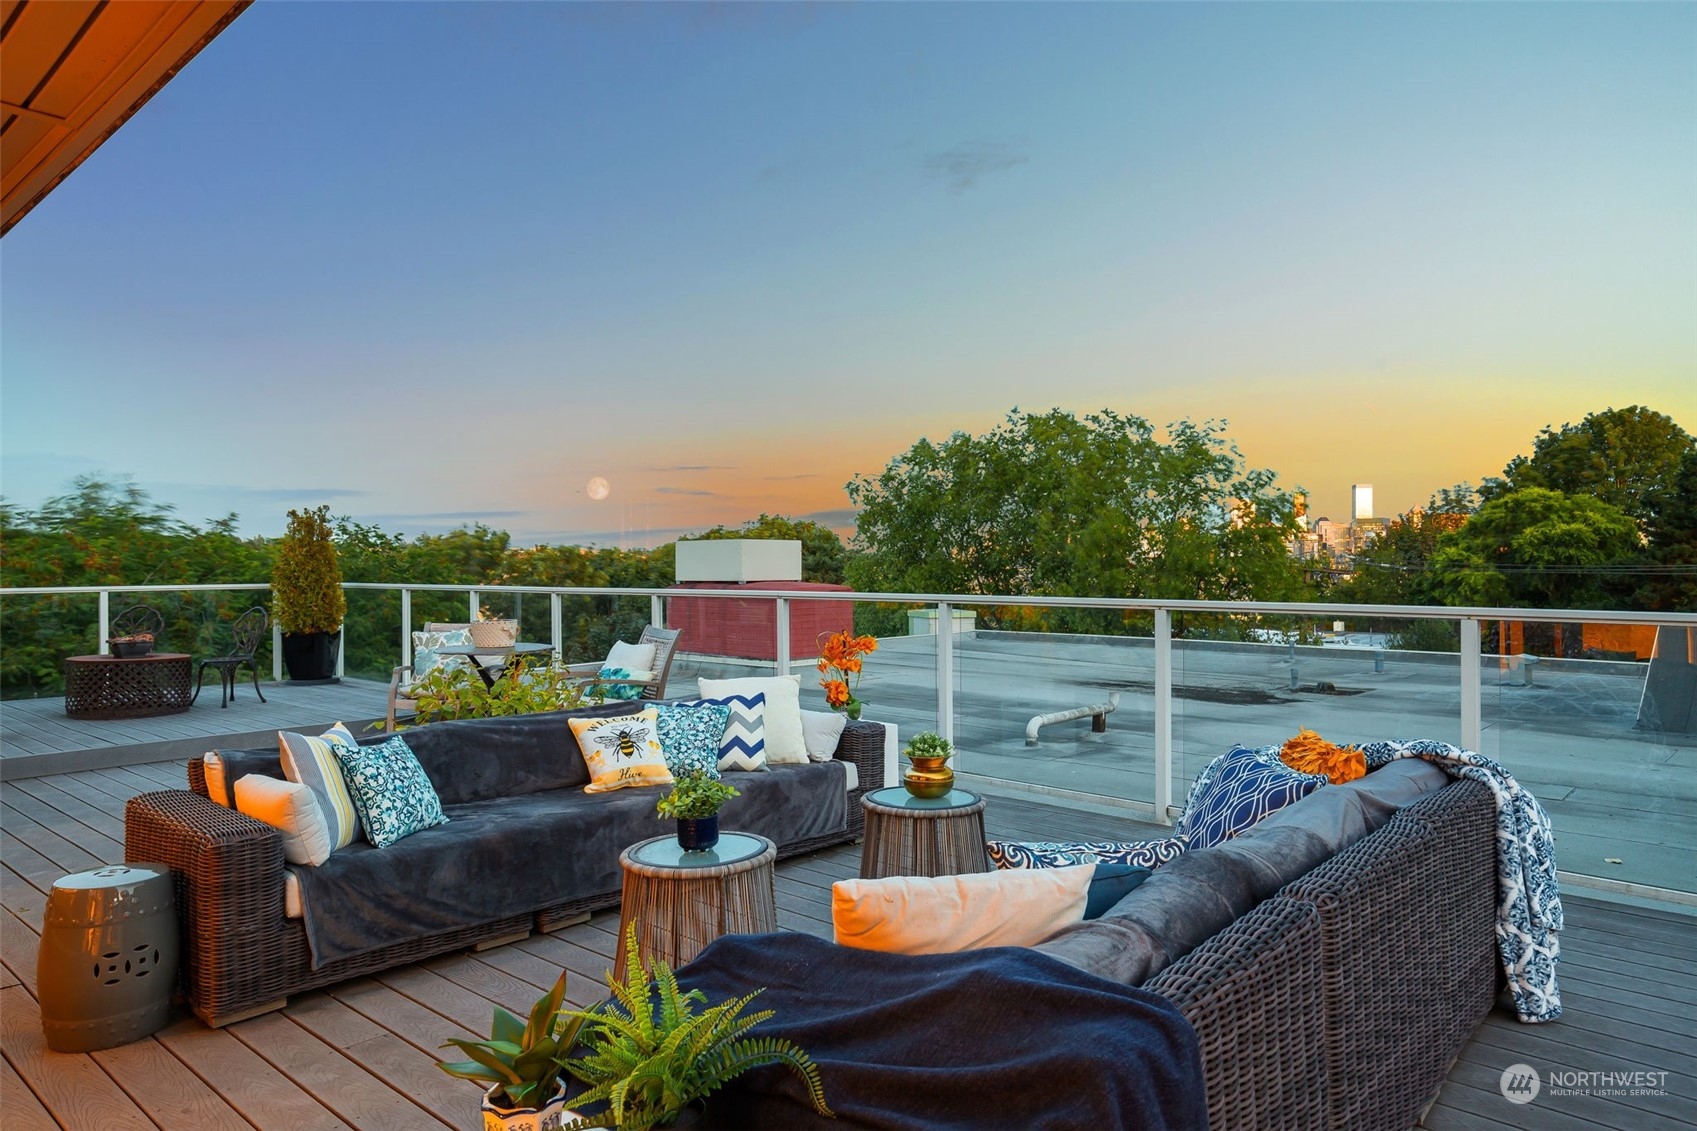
[281, 630, 341, 683]
[676, 816, 719, 852]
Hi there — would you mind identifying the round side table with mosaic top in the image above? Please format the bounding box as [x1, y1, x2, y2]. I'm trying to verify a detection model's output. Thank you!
[614, 832, 777, 981]
[859, 787, 991, 879]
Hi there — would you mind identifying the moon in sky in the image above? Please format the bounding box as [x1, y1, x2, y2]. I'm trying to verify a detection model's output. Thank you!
[585, 476, 611, 501]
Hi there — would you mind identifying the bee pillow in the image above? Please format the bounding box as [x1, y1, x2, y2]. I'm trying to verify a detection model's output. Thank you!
[569, 708, 674, 794]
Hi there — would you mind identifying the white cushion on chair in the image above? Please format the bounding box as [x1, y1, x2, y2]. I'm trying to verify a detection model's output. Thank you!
[605, 640, 658, 671]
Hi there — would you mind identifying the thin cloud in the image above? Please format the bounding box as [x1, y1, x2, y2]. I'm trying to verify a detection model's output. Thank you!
[164, 483, 372, 501]
[924, 140, 1029, 193]
[656, 487, 717, 496]
[762, 473, 819, 481]
[656, 464, 735, 472]
[364, 510, 529, 521]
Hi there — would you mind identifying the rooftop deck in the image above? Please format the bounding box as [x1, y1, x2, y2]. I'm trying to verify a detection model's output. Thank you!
[3, 721, 1693, 1129]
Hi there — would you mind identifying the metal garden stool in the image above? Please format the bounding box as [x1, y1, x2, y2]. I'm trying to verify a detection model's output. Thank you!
[37, 863, 180, 1052]
[193, 606, 269, 707]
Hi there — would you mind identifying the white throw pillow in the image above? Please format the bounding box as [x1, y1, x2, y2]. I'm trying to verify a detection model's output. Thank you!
[605, 640, 658, 672]
[801, 710, 848, 762]
[234, 774, 334, 866]
[831, 865, 1093, 954]
[698, 676, 807, 764]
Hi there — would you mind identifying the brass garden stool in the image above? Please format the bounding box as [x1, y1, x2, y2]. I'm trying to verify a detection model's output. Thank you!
[614, 833, 777, 981]
[859, 787, 991, 879]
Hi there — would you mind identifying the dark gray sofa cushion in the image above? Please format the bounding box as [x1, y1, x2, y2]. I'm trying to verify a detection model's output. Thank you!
[401, 704, 633, 804]
[1034, 758, 1452, 985]
[290, 760, 848, 967]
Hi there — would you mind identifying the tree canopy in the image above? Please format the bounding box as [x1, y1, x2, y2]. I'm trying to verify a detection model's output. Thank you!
[1425, 488, 1643, 609]
[844, 409, 1308, 624]
[1483, 405, 1695, 524]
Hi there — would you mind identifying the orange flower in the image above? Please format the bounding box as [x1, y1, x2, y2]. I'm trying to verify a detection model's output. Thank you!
[818, 630, 875, 714]
[823, 680, 850, 708]
[1279, 728, 1366, 785]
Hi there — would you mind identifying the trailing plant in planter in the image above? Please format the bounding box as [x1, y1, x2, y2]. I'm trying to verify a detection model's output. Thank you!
[272, 506, 347, 680]
[655, 774, 740, 852]
[560, 921, 832, 1130]
[402, 658, 588, 728]
[437, 970, 588, 1124]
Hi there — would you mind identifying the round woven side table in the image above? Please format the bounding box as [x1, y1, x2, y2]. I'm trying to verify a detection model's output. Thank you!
[63, 654, 193, 719]
[614, 833, 777, 981]
[859, 788, 991, 879]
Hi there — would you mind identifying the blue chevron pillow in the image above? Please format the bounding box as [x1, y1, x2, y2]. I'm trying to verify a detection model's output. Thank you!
[1177, 745, 1328, 850]
[676, 693, 768, 772]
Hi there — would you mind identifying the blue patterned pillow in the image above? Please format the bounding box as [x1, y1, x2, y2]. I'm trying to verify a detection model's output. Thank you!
[1177, 745, 1328, 850]
[655, 702, 730, 779]
[986, 837, 1187, 871]
[590, 665, 652, 701]
[675, 693, 767, 771]
[330, 735, 449, 849]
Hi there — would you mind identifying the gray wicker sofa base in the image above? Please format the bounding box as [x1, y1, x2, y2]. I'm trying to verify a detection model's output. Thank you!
[124, 711, 887, 1027]
[1041, 770, 1501, 1131]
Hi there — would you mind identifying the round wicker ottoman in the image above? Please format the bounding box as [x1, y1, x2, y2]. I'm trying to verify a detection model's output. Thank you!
[859, 787, 991, 879]
[614, 833, 777, 981]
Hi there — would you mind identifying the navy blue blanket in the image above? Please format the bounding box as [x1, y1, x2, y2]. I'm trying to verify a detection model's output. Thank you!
[674, 933, 1206, 1131]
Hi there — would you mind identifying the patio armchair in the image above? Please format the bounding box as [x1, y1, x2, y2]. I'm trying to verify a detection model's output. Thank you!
[192, 606, 268, 707]
[563, 624, 681, 702]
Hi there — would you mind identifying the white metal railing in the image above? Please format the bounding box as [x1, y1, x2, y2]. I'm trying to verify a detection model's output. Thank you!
[5, 580, 1693, 900]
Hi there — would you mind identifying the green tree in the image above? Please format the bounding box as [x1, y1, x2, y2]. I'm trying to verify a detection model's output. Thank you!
[1636, 448, 1697, 612]
[685, 514, 847, 584]
[845, 409, 1308, 631]
[1483, 405, 1694, 524]
[1426, 487, 1643, 609]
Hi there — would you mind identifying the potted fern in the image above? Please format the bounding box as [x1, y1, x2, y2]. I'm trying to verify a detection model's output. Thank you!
[437, 970, 589, 1130]
[560, 921, 832, 1130]
[654, 774, 740, 852]
[271, 505, 346, 682]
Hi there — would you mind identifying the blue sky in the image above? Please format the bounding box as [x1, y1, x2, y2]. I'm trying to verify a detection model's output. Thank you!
[3, 1, 1692, 545]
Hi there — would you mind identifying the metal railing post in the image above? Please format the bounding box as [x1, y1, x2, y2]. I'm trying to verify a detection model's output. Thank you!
[1461, 616, 1482, 751]
[936, 602, 955, 746]
[1154, 608, 1174, 825]
[551, 592, 563, 658]
[469, 589, 480, 622]
[401, 588, 413, 669]
[775, 597, 791, 675]
[98, 589, 110, 655]
[336, 622, 345, 679]
[273, 622, 283, 682]
[651, 593, 665, 630]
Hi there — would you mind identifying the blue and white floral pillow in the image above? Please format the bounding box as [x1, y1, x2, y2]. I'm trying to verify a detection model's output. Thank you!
[673, 693, 767, 772]
[330, 735, 449, 849]
[589, 666, 654, 701]
[1176, 745, 1328, 850]
[985, 836, 1188, 871]
[410, 629, 473, 685]
[655, 701, 731, 779]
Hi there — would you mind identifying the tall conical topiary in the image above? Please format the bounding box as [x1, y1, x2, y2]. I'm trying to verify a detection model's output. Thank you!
[272, 506, 347, 635]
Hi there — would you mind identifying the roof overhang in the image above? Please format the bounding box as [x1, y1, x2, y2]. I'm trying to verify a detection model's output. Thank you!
[1, 0, 250, 236]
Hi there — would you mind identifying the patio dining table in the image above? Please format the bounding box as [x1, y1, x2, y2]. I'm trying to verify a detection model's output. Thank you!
[436, 642, 553, 687]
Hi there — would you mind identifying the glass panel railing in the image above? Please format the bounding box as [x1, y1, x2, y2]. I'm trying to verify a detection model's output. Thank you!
[1484, 619, 1694, 895]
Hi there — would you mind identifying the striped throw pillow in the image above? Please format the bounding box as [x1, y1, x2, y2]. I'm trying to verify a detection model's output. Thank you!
[279, 722, 362, 851]
[677, 693, 767, 772]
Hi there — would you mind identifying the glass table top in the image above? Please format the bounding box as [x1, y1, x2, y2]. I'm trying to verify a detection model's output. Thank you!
[627, 832, 769, 870]
[864, 787, 981, 811]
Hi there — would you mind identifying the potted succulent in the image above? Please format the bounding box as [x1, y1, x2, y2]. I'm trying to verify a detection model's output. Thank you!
[559, 922, 832, 1130]
[655, 774, 740, 852]
[437, 970, 589, 1131]
[902, 731, 955, 799]
[271, 505, 347, 682]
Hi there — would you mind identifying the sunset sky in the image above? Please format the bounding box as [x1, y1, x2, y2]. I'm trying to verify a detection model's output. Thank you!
[3, 2, 1692, 547]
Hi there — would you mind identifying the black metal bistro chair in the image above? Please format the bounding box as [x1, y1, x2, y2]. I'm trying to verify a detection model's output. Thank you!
[193, 607, 269, 708]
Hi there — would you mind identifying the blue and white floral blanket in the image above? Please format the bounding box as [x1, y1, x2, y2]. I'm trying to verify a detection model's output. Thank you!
[1361, 738, 1563, 1023]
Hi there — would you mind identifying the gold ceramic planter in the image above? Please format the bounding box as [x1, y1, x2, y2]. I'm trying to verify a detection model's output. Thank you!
[902, 755, 954, 799]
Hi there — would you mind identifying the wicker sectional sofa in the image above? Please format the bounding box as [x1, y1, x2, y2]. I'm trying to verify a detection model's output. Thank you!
[1037, 766, 1501, 1131]
[124, 710, 888, 1027]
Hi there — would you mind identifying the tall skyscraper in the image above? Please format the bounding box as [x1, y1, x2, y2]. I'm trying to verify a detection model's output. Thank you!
[1351, 484, 1373, 523]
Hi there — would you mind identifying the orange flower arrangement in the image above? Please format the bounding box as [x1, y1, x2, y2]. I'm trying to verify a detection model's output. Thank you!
[1279, 728, 1367, 785]
[817, 630, 878, 720]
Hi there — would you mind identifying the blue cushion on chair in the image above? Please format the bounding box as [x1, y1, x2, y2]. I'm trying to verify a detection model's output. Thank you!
[1176, 745, 1328, 850]
[1083, 863, 1153, 919]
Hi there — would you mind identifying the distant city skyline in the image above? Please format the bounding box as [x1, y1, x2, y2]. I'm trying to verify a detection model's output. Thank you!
[2, 3, 1691, 547]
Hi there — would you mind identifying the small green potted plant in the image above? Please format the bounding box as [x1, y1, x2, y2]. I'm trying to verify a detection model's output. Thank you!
[902, 731, 955, 799]
[271, 505, 347, 682]
[655, 773, 740, 852]
[559, 922, 832, 1130]
[437, 970, 589, 1130]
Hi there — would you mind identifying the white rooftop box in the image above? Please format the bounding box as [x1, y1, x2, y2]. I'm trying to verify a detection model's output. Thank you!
[675, 539, 803, 583]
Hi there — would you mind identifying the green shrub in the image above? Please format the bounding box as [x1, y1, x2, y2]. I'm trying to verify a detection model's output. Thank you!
[272, 506, 346, 634]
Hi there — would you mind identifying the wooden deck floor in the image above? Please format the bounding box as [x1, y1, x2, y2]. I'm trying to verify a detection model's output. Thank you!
[2, 759, 1692, 1129]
